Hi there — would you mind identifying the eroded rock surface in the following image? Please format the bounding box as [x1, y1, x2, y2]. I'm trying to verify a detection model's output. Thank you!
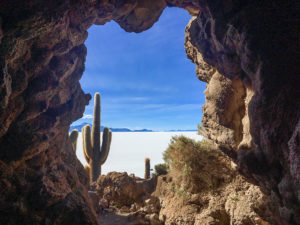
[0, 1, 172, 224]
[155, 165, 271, 225]
[95, 172, 157, 208]
[185, 2, 300, 223]
[96, 172, 162, 225]
[95, 155, 271, 225]
[0, 0, 299, 224]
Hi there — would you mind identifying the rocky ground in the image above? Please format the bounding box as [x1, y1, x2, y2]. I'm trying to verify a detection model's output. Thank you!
[98, 207, 162, 225]
[94, 146, 273, 225]
[93, 172, 162, 225]
[98, 210, 143, 225]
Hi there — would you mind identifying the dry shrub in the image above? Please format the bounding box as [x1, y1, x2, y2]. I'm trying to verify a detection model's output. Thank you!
[154, 163, 168, 176]
[197, 124, 207, 138]
[163, 136, 234, 194]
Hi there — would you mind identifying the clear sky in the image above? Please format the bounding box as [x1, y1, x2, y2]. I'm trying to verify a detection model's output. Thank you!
[73, 7, 206, 131]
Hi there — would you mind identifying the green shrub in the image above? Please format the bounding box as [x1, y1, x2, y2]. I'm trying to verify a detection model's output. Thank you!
[154, 163, 168, 176]
[163, 136, 232, 194]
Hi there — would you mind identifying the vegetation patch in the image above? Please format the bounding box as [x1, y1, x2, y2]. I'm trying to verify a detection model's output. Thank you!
[163, 136, 233, 194]
[154, 163, 168, 176]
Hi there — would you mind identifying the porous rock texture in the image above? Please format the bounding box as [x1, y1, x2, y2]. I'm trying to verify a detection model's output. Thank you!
[95, 154, 271, 225]
[0, 0, 299, 225]
[184, 1, 300, 223]
[96, 172, 162, 225]
[0, 1, 170, 224]
[155, 159, 271, 225]
[95, 172, 157, 208]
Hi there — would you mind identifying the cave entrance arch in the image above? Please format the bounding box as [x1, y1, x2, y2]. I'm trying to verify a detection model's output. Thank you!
[0, 1, 299, 224]
[73, 7, 206, 177]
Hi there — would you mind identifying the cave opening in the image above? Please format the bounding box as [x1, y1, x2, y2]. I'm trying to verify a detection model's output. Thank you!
[71, 7, 206, 177]
[1, 1, 299, 224]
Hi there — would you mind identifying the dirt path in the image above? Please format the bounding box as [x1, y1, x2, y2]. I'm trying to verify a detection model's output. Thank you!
[98, 211, 140, 225]
[98, 211, 129, 225]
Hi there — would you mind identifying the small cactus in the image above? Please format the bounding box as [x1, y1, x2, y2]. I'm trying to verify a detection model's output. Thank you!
[145, 158, 150, 179]
[69, 129, 79, 152]
[82, 92, 112, 182]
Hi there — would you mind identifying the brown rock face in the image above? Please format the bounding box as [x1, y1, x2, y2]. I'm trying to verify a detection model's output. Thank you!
[155, 161, 272, 225]
[96, 172, 157, 208]
[0, 1, 168, 224]
[184, 1, 300, 224]
[96, 172, 162, 225]
[0, 0, 299, 224]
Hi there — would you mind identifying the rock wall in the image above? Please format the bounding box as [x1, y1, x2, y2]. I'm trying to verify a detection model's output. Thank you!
[0, 1, 169, 224]
[155, 159, 272, 225]
[184, 1, 300, 224]
[0, 0, 299, 224]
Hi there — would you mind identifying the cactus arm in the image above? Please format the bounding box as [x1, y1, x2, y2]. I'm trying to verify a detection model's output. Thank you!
[99, 127, 112, 165]
[83, 145, 90, 164]
[92, 93, 101, 150]
[108, 129, 112, 150]
[82, 125, 93, 164]
[69, 129, 78, 152]
[82, 126, 90, 163]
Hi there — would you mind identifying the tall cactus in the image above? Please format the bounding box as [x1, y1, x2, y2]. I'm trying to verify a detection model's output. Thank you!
[82, 92, 112, 182]
[69, 129, 78, 152]
[145, 158, 150, 179]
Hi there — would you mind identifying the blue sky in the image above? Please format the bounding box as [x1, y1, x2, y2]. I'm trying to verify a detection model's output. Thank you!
[73, 7, 206, 131]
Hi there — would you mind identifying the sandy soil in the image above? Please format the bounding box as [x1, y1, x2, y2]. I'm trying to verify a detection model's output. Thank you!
[98, 210, 141, 225]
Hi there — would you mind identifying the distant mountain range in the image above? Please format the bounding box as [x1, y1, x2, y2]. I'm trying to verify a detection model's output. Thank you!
[70, 123, 152, 132]
[70, 123, 197, 132]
